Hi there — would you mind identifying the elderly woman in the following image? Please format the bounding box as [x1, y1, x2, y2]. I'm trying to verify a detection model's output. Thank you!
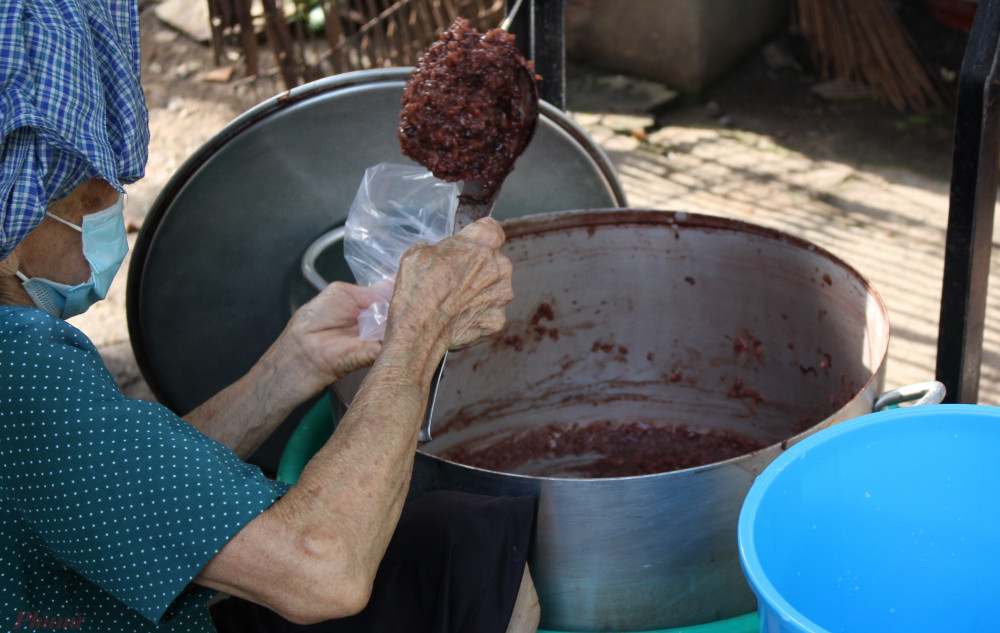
[0, 2, 539, 633]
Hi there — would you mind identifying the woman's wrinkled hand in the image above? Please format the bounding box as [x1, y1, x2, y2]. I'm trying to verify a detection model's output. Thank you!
[279, 281, 385, 397]
[386, 217, 514, 352]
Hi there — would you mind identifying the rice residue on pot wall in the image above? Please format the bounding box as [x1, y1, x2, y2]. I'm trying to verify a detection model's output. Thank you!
[438, 420, 767, 478]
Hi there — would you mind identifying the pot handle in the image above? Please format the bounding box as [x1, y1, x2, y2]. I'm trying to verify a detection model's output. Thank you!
[301, 226, 345, 292]
[874, 381, 947, 410]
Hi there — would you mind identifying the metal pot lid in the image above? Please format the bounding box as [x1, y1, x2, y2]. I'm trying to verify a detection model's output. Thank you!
[126, 67, 626, 418]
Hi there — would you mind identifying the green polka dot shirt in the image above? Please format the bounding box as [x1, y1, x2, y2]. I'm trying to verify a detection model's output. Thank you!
[1, 307, 291, 631]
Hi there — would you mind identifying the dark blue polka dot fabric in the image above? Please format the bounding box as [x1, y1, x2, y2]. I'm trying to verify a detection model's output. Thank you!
[1, 306, 290, 631]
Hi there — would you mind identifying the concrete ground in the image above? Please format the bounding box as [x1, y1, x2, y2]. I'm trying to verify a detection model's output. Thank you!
[73, 5, 1000, 410]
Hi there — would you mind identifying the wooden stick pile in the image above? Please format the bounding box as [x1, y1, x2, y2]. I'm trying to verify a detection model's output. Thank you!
[794, 0, 945, 112]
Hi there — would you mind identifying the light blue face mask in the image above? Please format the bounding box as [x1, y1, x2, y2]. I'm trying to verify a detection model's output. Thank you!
[15, 195, 129, 319]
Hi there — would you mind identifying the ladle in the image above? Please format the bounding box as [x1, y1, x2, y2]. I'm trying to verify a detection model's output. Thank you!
[416, 34, 540, 442]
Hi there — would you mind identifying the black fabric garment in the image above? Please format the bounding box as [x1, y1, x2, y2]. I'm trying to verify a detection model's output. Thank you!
[210, 490, 536, 633]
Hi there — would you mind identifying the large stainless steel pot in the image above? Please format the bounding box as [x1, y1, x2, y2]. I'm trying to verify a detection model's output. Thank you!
[331, 208, 928, 631]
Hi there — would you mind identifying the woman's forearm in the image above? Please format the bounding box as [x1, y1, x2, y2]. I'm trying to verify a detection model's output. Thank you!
[281, 327, 446, 572]
[194, 319, 448, 623]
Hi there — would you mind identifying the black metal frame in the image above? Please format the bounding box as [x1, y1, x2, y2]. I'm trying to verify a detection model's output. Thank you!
[936, 0, 1000, 403]
[505, 0, 566, 110]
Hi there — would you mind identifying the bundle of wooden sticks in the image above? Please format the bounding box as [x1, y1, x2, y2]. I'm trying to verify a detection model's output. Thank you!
[794, 0, 946, 112]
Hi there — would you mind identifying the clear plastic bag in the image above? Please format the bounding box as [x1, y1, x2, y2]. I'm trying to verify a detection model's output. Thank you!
[344, 162, 459, 340]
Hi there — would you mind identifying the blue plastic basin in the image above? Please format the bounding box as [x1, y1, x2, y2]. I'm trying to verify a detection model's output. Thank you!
[738, 404, 1000, 633]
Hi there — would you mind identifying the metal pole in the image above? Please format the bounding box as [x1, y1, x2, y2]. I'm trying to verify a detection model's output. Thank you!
[505, 0, 566, 110]
[532, 0, 565, 109]
[935, 0, 1000, 403]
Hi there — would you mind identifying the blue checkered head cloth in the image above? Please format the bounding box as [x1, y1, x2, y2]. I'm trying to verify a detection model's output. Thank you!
[0, 0, 149, 261]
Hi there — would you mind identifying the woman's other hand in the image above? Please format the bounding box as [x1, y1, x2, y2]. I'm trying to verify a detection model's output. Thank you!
[277, 281, 384, 398]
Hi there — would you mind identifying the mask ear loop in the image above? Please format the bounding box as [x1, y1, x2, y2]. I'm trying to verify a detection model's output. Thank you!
[15, 213, 84, 290]
[46, 212, 84, 232]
